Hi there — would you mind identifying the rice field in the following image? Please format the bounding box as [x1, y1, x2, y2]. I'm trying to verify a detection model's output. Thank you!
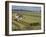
[12, 11, 41, 31]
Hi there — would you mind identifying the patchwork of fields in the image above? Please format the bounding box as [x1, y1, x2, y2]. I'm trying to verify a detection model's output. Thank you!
[12, 11, 41, 31]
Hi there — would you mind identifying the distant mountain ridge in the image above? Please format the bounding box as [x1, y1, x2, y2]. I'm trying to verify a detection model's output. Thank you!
[12, 9, 41, 12]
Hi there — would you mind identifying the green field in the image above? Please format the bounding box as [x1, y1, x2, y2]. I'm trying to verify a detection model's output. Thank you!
[12, 11, 41, 31]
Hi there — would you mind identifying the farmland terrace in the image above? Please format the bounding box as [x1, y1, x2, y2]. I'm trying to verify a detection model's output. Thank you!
[12, 11, 41, 31]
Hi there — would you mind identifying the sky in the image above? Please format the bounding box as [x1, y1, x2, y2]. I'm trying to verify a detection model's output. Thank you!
[12, 5, 41, 12]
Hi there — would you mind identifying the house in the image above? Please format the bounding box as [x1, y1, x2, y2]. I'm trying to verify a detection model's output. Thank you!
[15, 13, 23, 21]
